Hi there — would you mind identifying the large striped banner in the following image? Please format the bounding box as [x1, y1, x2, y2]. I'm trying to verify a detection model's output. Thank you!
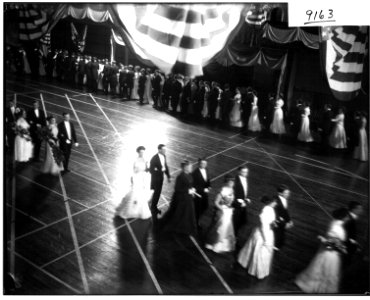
[323, 26, 368, 101]
[114, 4, 242, 77]
[18, 4, 49, 41]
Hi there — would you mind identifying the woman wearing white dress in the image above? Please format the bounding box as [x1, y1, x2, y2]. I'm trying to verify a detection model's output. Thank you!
[42, 116, 64, 175]
[329, 108, 347, 149]
[205, 175, 236, 253]
[298, 105, 314, 142]
[130, 66, 140, 100]
[353, 115, 368, 161]
[143, 69, 153, 104]
[230, 88, 243, 128]
[248, 93, 262, 132]
[115, 146, 153, 219]
[201, 81, 210, 118]
[295, 208, 349, 293]
[14, 109, 33, 163]
[237, 196, 277, 279]
[270, 98, 286, 134]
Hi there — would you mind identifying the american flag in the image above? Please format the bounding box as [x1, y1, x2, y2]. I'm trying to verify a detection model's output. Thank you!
[323, 26, 368, 101]
[114, 4, 242, 77]
[18, 4, 49, 41]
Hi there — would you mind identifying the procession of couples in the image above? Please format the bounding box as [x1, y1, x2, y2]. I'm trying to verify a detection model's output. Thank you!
[114, 144, 294, 280]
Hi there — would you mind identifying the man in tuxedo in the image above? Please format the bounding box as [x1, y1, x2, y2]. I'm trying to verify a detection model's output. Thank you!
[90, 57, 99, 93]
[273, 184, 293, 250]
[110, 61, 119, 97]
[344, 201, 364, 264]
[57, 112, 79, 173]
[319, 104, 333, 152]
[27, 101, 46, 161]
[152, 69, 162, 109]
[5, 100, 19, 153]
[150, 144, 171, 215]
[192, 158, 211, 227]
[126, 65, 134, 100]
[232, 165, 251, 240]
[77, 55, 86, 88]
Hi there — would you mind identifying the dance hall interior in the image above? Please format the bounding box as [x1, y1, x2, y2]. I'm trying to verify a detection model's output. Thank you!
[3, 2, 369, 296]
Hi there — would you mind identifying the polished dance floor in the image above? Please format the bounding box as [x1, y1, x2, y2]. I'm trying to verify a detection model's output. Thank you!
[4, 74, 369, 294]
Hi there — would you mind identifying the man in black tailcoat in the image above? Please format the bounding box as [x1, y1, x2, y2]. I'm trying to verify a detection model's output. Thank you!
[171, 74, 183, 112]
[85, 56, 93, 91]
[320, 104, 333, 151]
[162, 74, 173, 111]
[272, 184, 293, 250]
[102, 59, 111, 95]
[290, 99, 303, 138]
[77, 55, 86, 88]
[5, 100, 19, 153]
[110, 61, 119, 96]
[138, 68, 146, 104]
[208, 81, 220, 121]
[152, 69, 162, 108]
[220, 83, 233, 127]
[232, 165, 251, 240]
[344, 201, 364, 264]
[119, 64, 127, 98]
[126, 65, 134, 100]
[150, 144, 171, 215]
[242, 87, 254, 130]
[90, 57, 99, 93]
[27, 101, 46, 161]
[57, 112, 78, 173]
[192, 158, 211, 227]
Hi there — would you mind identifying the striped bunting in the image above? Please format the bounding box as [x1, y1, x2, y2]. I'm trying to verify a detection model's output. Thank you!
[114, 4, 242, 77]
[323, 26, 368, 101]
[18, 4, 49, 41]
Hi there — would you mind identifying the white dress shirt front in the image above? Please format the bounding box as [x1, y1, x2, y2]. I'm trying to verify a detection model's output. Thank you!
[239, 175, 248, 198]
[64, 121, 71, 143]
[158, 153, 166, 172]
[200, 168, 207, 181]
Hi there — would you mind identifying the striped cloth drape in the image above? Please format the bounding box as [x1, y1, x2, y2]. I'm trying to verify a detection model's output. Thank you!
[18, 4, 49, 41]
[114, 4, 242, 77]
[323, 26, 368, 101]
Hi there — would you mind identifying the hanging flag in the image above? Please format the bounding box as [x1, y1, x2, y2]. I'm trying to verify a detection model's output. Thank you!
[114, 4, 242, 77]
[18, 4, 49, 41]
[71, 22, 88, 53]
[40, 32, 51, 57]
[323, 26, 368, 101]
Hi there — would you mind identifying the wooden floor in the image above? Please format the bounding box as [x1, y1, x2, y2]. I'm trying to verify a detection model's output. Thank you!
[4, 74, 369, 295]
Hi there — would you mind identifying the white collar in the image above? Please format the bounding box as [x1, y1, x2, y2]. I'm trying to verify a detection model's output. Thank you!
[349, 211, 358, 220]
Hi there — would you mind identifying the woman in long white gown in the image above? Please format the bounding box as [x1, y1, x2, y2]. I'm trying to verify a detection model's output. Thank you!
[270, 98, 286, 134]
[237, 196, 277, 279]
[201, 82, 210, 118]
[248, 93, 261, 132]
[353, 115, 368, 161]
[230, 88, 243, 128]
[130, 66, 140, 100]
[329, 108, 347, 149]
[115, 146, 153, 219]
[42, 116, 64, 175]
[14, 110, 33, 162]
[295, 208, 349, 293]
[205, 175, 236, 253]
[298, 105, 314, 142]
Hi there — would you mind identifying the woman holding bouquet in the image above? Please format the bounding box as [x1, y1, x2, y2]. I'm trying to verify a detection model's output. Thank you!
[205, 175, 236, 253]
[14, 109, 33, 163]
[237, 196, 277, 279]
[295, 208, 349, 293]
[42, 116, 64, 175]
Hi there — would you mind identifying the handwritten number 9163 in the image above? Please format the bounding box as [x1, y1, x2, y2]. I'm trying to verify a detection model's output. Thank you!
[306, 9, 333, 22]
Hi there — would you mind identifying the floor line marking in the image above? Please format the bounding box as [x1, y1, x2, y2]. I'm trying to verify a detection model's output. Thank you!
[17, 174, 89, 208]
[6, 203, 47, 226]
[159, 196, 233, 294]
[57, 171, 90, 293]
[9, 151, 16, 282]
[40, 92, 90, 294]
[254, 140, 333, 219]
[189, 236, 233, 294]
[12, 250, 82, 294]
[294, 154, 330, 166]
[66, 93, 163, 295]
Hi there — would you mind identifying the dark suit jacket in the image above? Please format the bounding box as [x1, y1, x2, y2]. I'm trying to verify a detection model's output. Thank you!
[233, 176, 248, 209]
[126, 71, 134, 88]
[57, 121, 77, 146]
[6, 107, 17, 124]
[192, 168, 211, 195]
[149, 154, 170, 180]
[152, 74, 162, 94]
[27, 109, 46, 138]
[273, 195, 291, 228]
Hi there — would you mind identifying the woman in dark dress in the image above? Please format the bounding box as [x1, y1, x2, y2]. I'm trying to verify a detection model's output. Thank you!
[161, 160, 197, 236]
